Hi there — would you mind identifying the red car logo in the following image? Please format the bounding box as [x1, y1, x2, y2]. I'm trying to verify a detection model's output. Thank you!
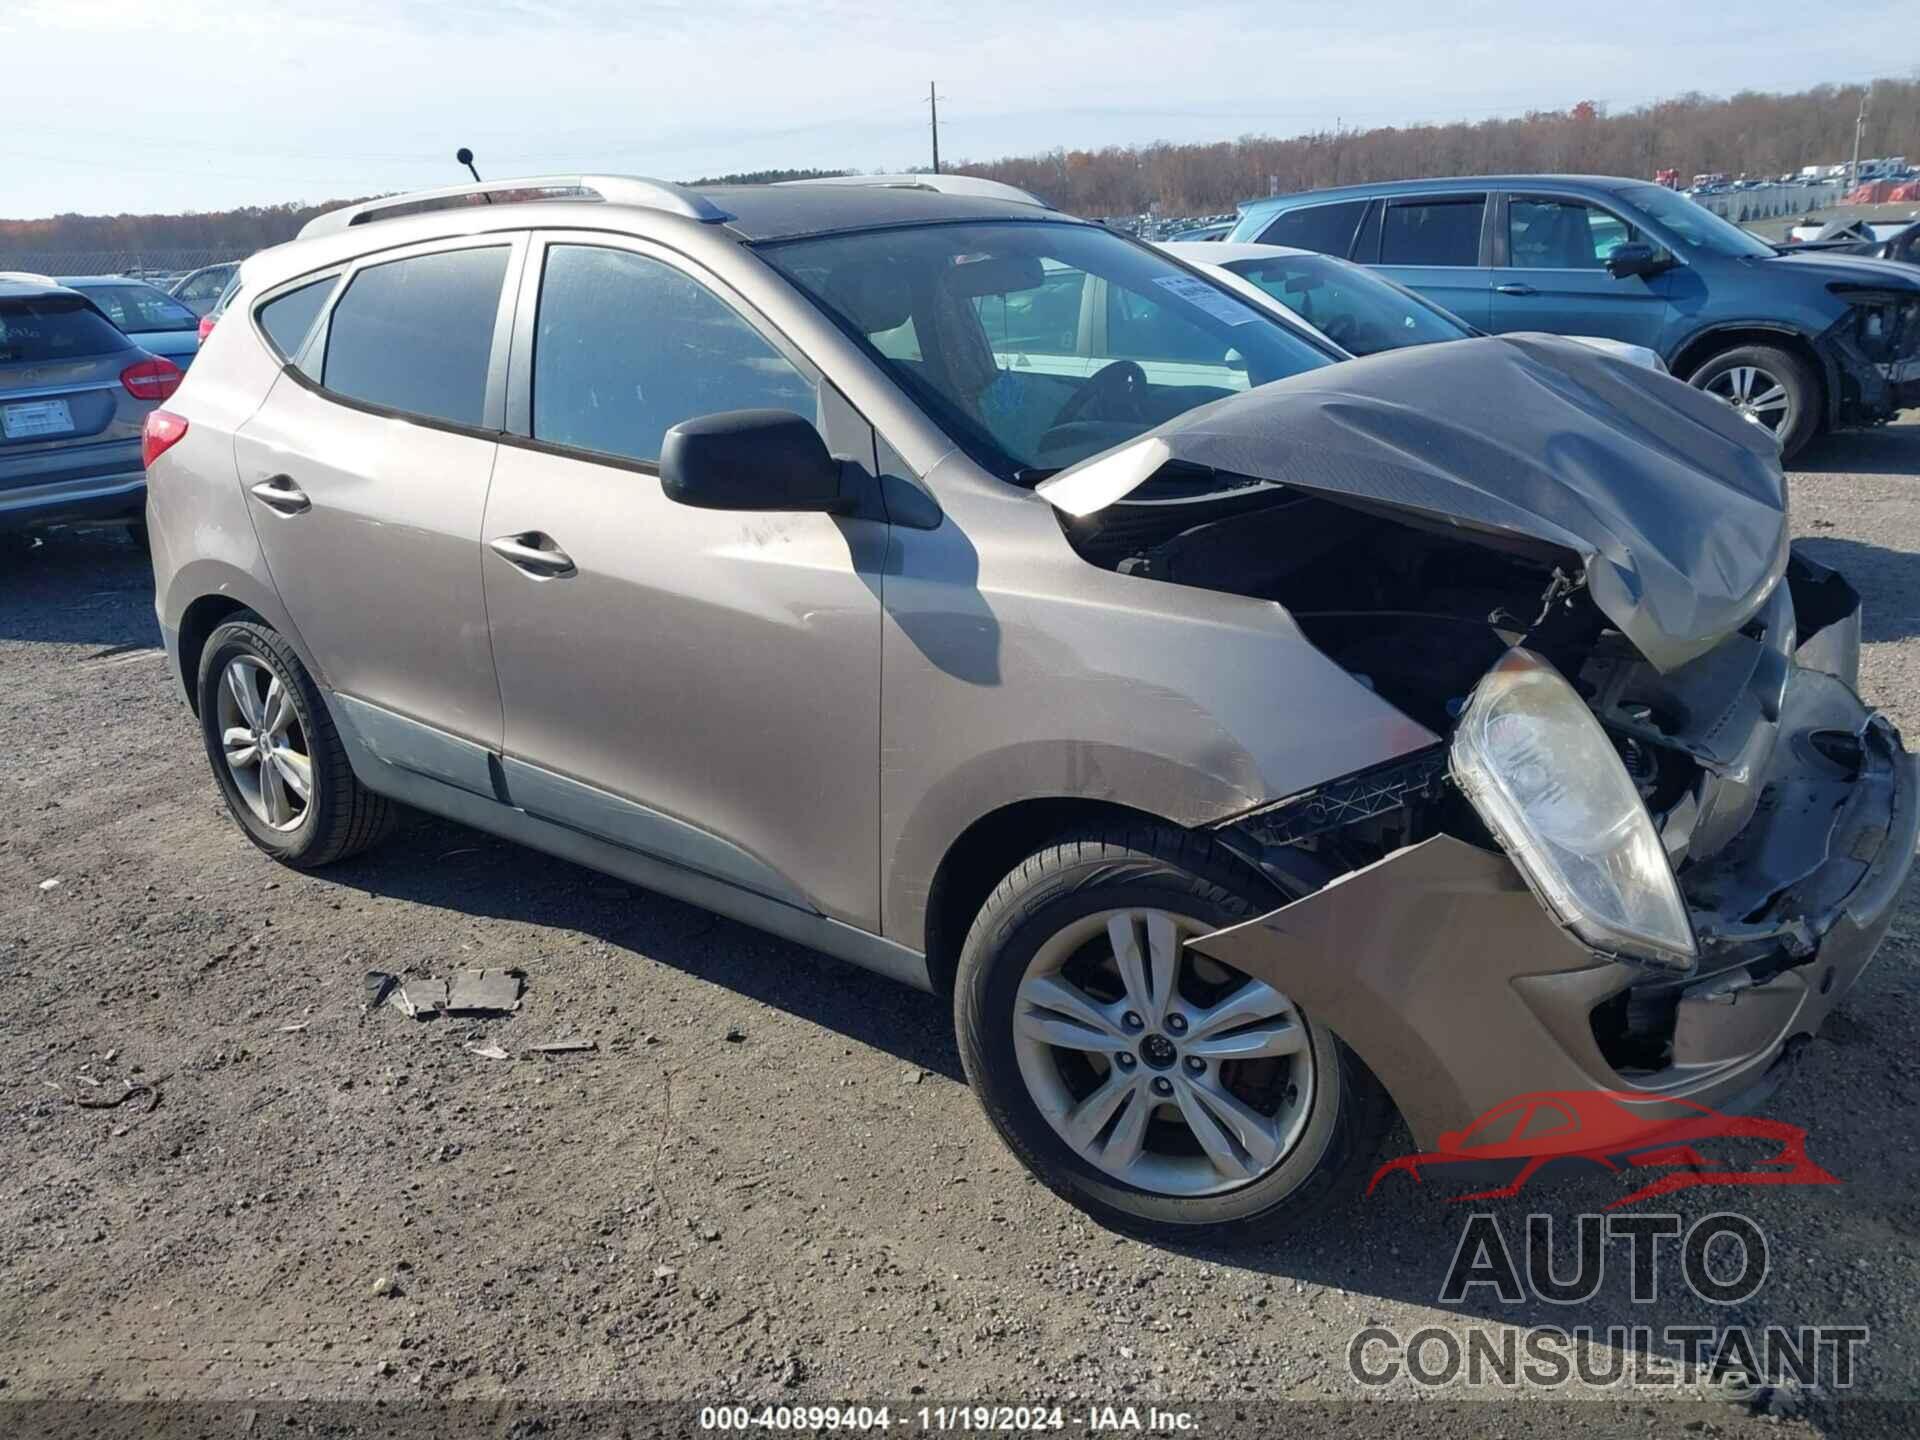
[1368, 1090, 1840, 1209]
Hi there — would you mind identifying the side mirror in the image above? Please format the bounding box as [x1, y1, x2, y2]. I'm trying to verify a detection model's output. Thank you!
[1605, 242, 1666, 279]
[660, 409, 845, 513]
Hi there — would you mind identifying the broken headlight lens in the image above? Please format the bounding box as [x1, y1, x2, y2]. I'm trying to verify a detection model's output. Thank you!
[1451, 648, 1696, 971]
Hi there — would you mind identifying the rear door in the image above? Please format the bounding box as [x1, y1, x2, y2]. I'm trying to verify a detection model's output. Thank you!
[0, 292, 145, 513]
[1487, 192, 1672, 345]
[233, 237, 521, 765]
[1361, 192, 1493, 327]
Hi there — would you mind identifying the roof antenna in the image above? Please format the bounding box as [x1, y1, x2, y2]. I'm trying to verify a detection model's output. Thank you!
[456, 147, 491, 201]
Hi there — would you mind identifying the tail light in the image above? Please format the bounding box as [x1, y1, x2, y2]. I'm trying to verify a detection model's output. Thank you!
[197, 313, 216, 343]
[142, 410, 189, 469]
[121, 356, 184, 402]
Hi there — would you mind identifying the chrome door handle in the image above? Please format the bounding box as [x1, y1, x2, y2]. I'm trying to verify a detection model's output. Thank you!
[489, 532, 576, 578]
[1495, 283, 1538, 296]
[249, 475, 310, 514]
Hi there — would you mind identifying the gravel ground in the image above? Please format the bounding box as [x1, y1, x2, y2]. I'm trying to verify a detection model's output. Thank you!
[4, 419, 1919, 1438]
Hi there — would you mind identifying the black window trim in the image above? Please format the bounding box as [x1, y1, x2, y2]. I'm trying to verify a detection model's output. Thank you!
[498, 228, 832, 479]
[1376, 191, 1493, 269]
[277, 232, 529, 443]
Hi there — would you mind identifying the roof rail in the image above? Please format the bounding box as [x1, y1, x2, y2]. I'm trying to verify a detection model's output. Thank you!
[297, 174, 734, 240]
[777, 173, 1053, 210]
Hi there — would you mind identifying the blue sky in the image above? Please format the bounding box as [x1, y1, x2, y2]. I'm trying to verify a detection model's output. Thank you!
[2, 0, 1915, 219]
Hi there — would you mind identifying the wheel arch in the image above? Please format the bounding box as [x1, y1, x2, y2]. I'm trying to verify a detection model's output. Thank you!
[922, 796, 1268, 996]
[1668, 323, 1836, 429]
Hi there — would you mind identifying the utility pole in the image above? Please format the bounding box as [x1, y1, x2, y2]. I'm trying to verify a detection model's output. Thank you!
[929, 82, 941, 175]
[1849, 83, 1871, 189]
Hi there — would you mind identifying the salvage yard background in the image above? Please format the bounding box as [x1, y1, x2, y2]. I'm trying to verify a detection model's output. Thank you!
[5, 421, 1920, 1436]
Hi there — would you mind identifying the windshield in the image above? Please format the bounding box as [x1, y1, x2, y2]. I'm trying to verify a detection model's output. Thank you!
[1220, 252, 1470, 354]
[763, 222, 1336, 479]
[70, 283, 199, 333]
[1619, 185, 1776, 259]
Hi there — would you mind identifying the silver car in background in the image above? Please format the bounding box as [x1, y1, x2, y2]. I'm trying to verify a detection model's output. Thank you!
[146, 175, 1916, 1241]
[2, 278, 182, 535]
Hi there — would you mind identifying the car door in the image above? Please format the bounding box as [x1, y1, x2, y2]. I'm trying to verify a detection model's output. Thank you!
[1487, 193, 1673, 345]
[481, 234, 888, 928]
[1364, 193, 1493, 327]
[233, 237, 521, 774]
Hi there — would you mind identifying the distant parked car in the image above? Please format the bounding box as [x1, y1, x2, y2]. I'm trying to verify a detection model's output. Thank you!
[1229, 174, 1920, 456]
[58, 276, 203, 371]
[1, 278, 182, 536]
[1158, 241, 1667, 374]
[1167, 221, 1233, 242]
[170, 262, 240, 316]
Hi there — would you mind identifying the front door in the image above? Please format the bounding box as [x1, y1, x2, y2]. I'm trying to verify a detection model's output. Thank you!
[1488, 193, 1672, 346]
[234, 239, 521, 757]
[480, 236, 887, 928]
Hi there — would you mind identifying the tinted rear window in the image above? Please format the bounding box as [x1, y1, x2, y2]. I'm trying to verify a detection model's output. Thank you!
[74, 283, 198, 333]
[0, 295, 127, 363]
[321, 247, 509, 427]
[1255, 199, 1368, 256]
[256, 277, 338, 363]
[1380, 197, 1486, 267]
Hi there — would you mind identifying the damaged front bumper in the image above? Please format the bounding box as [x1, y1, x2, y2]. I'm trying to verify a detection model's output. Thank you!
[1193, 576, 1920, 1150]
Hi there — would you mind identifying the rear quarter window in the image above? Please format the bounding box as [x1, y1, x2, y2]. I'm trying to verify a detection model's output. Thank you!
[255, 277, 339, 364]
[1256, 200, 1369, 256]
[0, 295, 127, 363]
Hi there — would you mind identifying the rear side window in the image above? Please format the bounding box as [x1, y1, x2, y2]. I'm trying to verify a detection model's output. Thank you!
[322, 247, 509, 427]
[531, 245, 816, 466]
[1255, 199, 1369, 257]
[0, 294, 126, 363]
[1380, 197, 1486, 267]
[75, 284, 197, 334]
[256, 277, 338, 363]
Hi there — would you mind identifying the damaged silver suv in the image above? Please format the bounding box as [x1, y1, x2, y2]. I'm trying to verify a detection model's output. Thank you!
[146, 175, 1917, 1240]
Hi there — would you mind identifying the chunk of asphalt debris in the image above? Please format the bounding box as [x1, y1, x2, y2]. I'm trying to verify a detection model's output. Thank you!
[445, 969, 524, 1015]
[364, 971, 398, 1010]
[724, 1026, 746, 1043]
[526, 1039, 597, 1055]
[466, 1043, 511, 1061]
[388, 977, 447, 1019]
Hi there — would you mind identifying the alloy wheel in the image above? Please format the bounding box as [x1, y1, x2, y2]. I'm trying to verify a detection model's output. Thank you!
[1011, 907, 1316, 1197]
[216, 655, 312, 831]
[1704, 364, 1791, 434]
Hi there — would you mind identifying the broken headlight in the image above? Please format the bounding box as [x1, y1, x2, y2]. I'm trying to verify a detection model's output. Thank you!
[1451, 648, 1696, 972]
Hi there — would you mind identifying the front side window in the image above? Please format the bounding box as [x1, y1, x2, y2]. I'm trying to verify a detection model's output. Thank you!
[181, 267, 233, 301]
[530, 245, 816, 466]
[1221, 252, 1470, 354]
[1507, 198, 1638, 269]
[1255, 199, 1369, 257]
[321, 246, 509, 428]
[73, 283, 198, 333]
[1380, 197, 1486, 267]
[764, 222, 1334, 479]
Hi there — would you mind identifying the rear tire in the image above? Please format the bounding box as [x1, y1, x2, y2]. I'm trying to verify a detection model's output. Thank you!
[1689, 343, 1820, 460]
[954, 823, 1393, 1244]
[196, 616, 395, 868]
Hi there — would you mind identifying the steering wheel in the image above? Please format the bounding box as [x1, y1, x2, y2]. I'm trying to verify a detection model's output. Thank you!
[1318, 312, 1362, 349]
[1051, 359, 1150, 429]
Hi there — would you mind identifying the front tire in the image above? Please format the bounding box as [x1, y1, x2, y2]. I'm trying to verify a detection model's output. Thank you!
[196, 616, 395, 868]
[1689, 343, 1820, 459]
[954, 824, 1392, 1243]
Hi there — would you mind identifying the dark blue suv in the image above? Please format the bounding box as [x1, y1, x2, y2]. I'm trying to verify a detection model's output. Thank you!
[1229, 175, 1920, 458]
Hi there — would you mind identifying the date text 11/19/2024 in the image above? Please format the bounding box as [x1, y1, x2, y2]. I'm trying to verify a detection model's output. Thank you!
[698, 1404, 1200, 1432]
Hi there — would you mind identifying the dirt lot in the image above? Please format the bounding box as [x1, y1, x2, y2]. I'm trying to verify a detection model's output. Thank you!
[5, 420, 1920, 1438]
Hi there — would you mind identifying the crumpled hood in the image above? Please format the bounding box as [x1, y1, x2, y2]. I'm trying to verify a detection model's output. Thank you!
[1038, 334, 1790, 673]
[1762, 249, 1920, 292]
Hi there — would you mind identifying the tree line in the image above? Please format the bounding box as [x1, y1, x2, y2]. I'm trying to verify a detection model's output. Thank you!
[4, 78, 1915, 253]
[959, 80, 1920, 216]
